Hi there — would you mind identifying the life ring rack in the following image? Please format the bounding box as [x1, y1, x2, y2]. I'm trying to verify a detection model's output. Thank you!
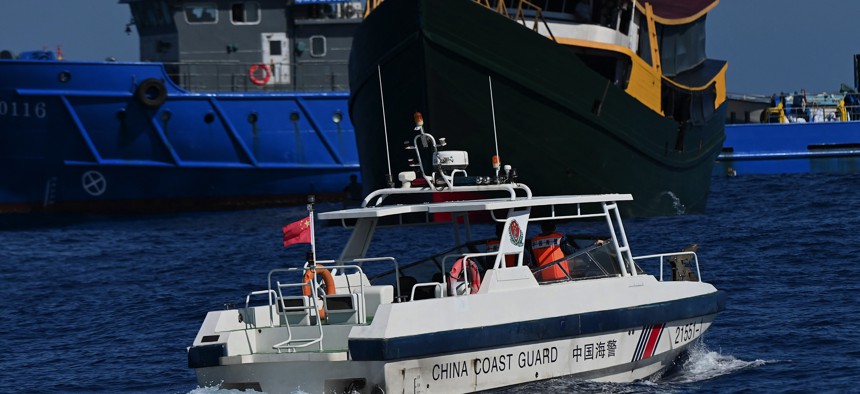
[302, 265, 336, 320]
[248, 63, 271, 86]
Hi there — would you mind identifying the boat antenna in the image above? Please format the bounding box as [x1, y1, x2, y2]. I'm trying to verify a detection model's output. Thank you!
[488, 75, 501, 178]
[377, 65, 394, 188]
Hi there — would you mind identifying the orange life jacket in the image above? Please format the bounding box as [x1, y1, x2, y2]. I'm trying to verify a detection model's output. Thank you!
[531, 231, 570, 281]
[486, 240, 517, 267]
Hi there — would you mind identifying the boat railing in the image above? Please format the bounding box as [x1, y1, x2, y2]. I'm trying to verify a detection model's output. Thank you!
[264, 267, 326, 352]
[341, 257, 401, 300]
[262, 263, 371, 352]
[441, 252, 498, 295]
[244, 289, 278, 316]
[361, 182, 532, 208]
[160, 60, 349, 93]
[267, 263, 370, 311]
[633, 251, 701, 282]
[366, 240, 487, 297]
[475, 0, 557, 42]
[760, 102, 860, 124]
[274, 278, 326, 352]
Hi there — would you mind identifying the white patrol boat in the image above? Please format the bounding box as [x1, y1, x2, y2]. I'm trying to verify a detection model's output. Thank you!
[187, 113, 726, 393]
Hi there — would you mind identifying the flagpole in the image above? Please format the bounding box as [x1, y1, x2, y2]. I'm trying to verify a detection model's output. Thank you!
[308, 195, 316, 263]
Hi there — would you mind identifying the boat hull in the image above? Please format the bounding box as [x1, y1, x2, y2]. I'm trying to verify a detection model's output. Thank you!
[0, 60, 359, 213]
[193, 310, 719, 393]
[190, 271, 725, 393]
[716, 121, 860, 175]
[348, 0, 725, 217]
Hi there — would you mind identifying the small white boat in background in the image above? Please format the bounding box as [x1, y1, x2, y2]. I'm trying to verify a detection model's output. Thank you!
[187, 114, 725, 393]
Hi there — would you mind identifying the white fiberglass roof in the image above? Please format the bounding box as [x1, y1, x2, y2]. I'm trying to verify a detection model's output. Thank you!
[317, 194, 633, 220]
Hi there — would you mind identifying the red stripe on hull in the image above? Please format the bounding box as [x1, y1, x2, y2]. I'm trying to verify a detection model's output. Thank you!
[641, 323, 664, 359]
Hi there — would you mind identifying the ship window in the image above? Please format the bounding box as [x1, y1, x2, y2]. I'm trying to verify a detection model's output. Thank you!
[269, 40, 282, 56]
[184, 3, 218, 24]
[310, 35, 326, 57]
[231, 2, 261, 25]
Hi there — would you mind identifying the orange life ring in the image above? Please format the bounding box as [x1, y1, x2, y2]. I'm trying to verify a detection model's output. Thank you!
[302, 266, 336, 320]
[449, 258, 481, 295]
[248, 63, 271, 86]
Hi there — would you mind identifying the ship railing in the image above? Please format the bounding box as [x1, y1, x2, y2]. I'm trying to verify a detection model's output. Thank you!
[366, 240, 487, 300]
[263, 263, 370, 353]
[362, 182, 532, 208]
[476, 0, 557, 42]
[761, 103, 860, 124]
[159, 60, 349, 93]
[304, 263, 368, 325]
[342, 257, 402, 301]
[633, 251, 702, 282]
[441, 252, 498, 296]
[265, 267, 325, 352]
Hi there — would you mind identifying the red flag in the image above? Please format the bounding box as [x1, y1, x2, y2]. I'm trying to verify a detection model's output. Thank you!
[282, 216, 311, 247]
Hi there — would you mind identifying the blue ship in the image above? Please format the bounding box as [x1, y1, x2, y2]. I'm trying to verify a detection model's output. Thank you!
[717, 58, 860, 175]
[0, 0, 363, 213]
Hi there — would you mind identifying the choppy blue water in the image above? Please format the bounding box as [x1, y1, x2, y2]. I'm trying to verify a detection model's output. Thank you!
[2, 174, 859, 393]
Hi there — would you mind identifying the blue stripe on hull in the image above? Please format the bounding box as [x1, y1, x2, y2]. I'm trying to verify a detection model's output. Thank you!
[349, 291, 726, 361]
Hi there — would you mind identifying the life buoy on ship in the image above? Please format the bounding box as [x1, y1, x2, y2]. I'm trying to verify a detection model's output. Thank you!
[135, 78, 168, 108]
[448, 258, 481, 295]
[302, 266, 336, 319]
[248, 63, 271, 86]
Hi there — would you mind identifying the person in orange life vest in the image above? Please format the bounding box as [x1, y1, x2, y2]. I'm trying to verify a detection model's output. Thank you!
[531, 222, 575, 281]
[484, 223, 531, 269]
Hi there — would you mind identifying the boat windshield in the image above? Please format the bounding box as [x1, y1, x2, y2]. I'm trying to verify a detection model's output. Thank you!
[554, 240, 643, 280]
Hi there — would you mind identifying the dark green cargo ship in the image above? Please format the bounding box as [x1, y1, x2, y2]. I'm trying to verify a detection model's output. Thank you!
[348, 0, 726, 217]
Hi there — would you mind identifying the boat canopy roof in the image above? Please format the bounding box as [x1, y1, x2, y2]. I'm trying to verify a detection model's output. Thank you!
[636, 0, 719, 25]
[318, 193, 633, 220]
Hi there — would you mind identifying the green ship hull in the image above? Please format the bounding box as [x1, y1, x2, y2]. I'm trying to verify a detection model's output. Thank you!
[349, 0, 725, 217]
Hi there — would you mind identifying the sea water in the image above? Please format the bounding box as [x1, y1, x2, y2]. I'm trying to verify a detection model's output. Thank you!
[1, 174, 859, 393]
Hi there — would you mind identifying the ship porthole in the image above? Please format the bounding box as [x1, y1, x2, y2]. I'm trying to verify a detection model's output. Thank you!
[136, 78, 168, 108]
[289, 111, 300, 122]
[248, 112, 258, 124]
[58, 70, 72, 83]
[204, 112, 215, 124]
[116, 109, 127, 121]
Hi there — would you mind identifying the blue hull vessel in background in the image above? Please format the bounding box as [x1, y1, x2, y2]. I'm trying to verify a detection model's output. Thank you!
[717, 121, 860, 176]
[0, 0, 364, 213]
[717, 64, 860, 176]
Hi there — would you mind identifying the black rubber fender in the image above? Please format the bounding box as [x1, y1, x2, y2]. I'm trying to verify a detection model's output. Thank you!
[136, 78, 168, 108]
